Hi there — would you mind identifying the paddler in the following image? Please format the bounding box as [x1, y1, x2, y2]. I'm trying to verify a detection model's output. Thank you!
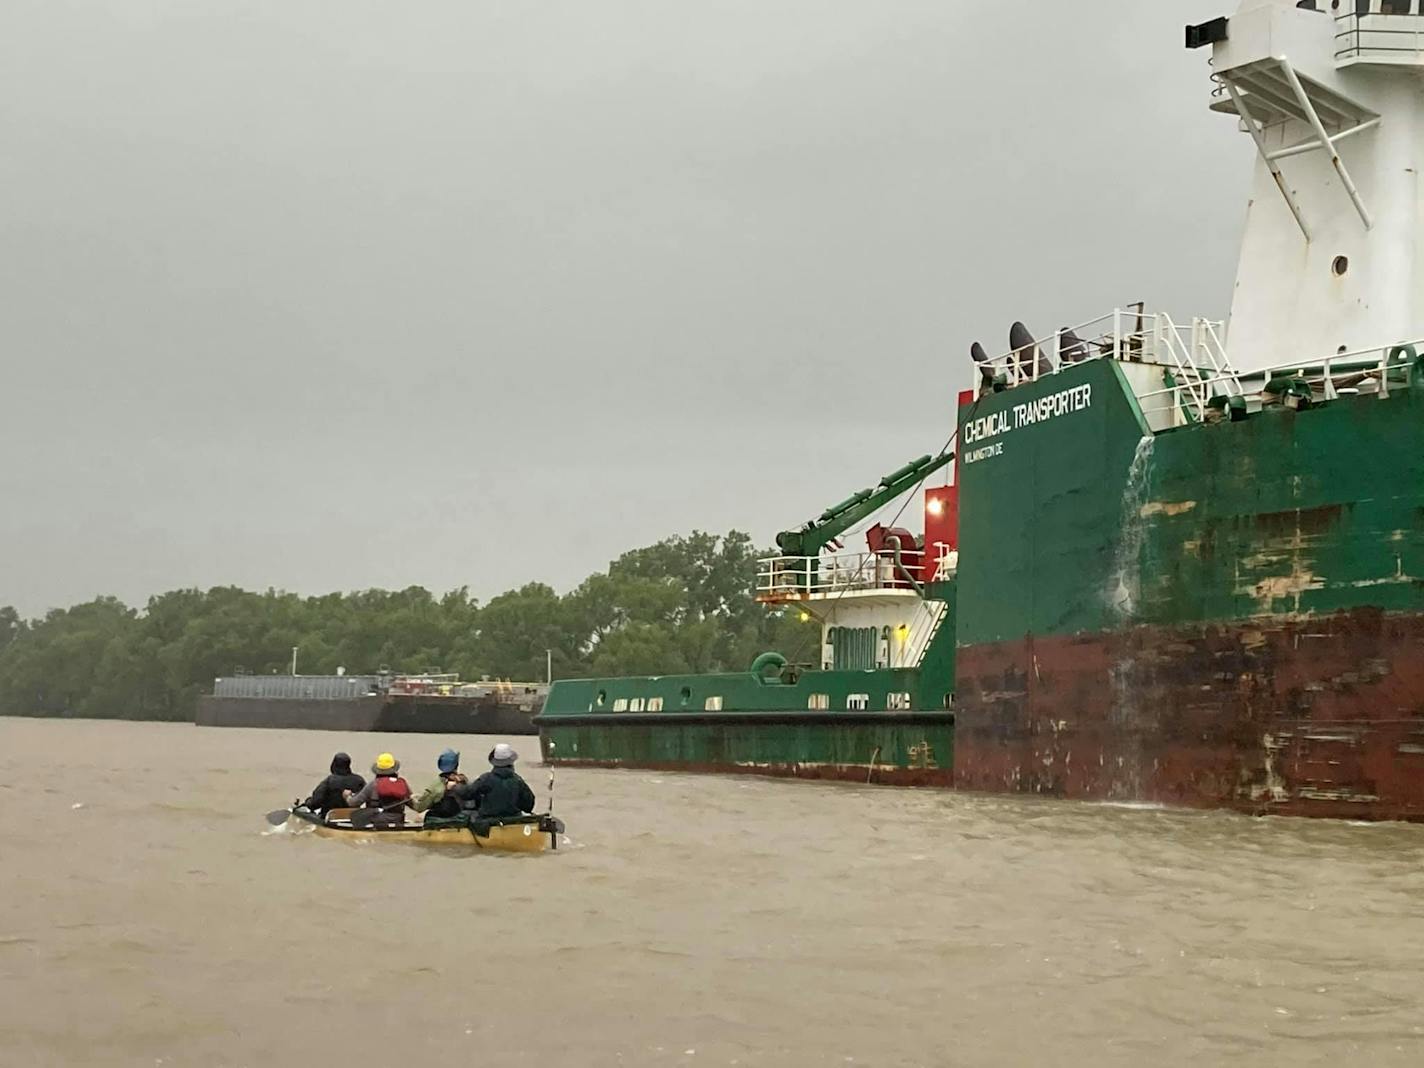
[412, 748, 467, 823]
[455, 743, 536, 819]
[302, 752, 365, 815]
[343, 752, 412, 825]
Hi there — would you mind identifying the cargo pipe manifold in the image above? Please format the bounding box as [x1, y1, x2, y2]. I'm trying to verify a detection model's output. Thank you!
[884, 533, 925, 598]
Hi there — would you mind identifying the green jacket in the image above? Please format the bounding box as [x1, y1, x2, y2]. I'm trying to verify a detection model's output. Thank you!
[413, 772, 465, 817]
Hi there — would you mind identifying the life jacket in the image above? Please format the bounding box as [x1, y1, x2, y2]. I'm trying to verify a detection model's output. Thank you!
[371, 775, 411, 805]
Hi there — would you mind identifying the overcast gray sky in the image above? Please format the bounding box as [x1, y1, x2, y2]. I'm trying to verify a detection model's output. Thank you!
[1, 0, 1242, 618]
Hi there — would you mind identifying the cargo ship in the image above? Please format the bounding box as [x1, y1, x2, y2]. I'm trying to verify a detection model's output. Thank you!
[198, 672, 544, 734]
[538, 0, 1424, 820]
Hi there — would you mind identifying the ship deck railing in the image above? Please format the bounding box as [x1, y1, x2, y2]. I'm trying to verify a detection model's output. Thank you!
[1135, 336, 1424, 425]
[756, 552, 951, 602]
[1334, 7, 1424, 65]
[387, 674, 538, 697]
[979, 307, 1234, 407]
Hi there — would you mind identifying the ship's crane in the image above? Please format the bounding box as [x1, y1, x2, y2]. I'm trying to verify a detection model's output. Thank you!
[774, 450, 955, 558]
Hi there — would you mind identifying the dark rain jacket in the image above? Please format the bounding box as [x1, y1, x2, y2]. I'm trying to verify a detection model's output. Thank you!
[457, 767, 536, 819]
[304, 756, 365, 814]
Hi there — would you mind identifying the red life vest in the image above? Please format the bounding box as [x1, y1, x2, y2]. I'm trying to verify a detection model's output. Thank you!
[373, 776, 411, 803]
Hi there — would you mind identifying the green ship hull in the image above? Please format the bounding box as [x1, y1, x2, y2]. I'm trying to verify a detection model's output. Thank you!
[537, 652, 955, 786]
[537, 710, 952, 786]
[954, 357, 1424, 820]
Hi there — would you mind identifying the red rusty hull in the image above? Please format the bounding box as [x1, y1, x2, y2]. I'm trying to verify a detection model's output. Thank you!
[954, 608, 1424, 821]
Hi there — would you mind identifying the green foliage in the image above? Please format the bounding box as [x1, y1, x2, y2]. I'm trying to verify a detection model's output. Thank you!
[0, 531, 818, 719]
[0, 597, 142, 718]
[0, 606, 21, 653]
[470, 583, 575, 683]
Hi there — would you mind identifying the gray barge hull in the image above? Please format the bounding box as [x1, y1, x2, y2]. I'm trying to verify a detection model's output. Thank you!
[196, 694, 540, 734]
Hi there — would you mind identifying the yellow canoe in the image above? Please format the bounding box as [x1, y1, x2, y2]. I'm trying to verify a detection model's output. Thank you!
[291, 808, 562, 853]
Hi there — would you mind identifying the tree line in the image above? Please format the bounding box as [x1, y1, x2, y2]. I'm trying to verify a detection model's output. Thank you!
[0, 531, 814, 721]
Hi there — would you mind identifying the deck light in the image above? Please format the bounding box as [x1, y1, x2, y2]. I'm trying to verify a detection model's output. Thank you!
[926, 498, 945, 516]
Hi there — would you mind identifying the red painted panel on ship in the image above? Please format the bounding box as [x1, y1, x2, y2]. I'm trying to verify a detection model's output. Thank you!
[924, 485, 958, 577]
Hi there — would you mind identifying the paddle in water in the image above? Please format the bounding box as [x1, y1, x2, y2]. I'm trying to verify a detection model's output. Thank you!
[348, 799, 410, 829]
[265, 801, 302, 825]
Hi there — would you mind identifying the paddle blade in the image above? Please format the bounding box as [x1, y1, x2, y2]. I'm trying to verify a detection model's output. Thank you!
[265, 808, 294, 825]
[348, 807, 378, 828]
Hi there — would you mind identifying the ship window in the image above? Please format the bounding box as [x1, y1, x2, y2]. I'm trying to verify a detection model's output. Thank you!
[846, 693, 869, 711]
[596, 689, 607, 708]
[807, 693, 829, 710]
[629, 697, 645, 712]
[679, 686, 692, 707]
[1332, 255, 1349, 277]
[612, 698, 628, 712]
[704, 695, 723, 711]
[887, 692, 912, 710]
[648, 697, 664, 712]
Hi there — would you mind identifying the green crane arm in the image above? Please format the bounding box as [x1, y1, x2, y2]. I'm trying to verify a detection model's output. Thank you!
[774, 450, 954, 557]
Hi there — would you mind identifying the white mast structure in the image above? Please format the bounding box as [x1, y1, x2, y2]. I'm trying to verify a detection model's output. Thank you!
[1200, 0, 1424, 364]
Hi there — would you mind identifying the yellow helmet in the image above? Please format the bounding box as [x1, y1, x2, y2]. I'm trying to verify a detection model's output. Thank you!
[374, 752, 398, 772]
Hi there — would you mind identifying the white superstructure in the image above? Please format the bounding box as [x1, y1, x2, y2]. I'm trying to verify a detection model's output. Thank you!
[1209, 0, 1424, 364]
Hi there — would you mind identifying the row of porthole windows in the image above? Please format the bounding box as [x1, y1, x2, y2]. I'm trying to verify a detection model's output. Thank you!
[608, 697, 665, 713]
[808, 692, 913, 711]
[594, 690, 717, 712]
[594, 692, 914, 712]
[595, 687, 688, 710]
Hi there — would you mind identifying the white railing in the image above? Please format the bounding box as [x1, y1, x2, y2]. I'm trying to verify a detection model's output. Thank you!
[1135, 337, 1424, 424]
[1335, 10, 1424, 64]
[757, 552, 926, 599]
[978, 307, 1234, 394]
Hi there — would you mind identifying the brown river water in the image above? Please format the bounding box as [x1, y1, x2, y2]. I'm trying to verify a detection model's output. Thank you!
[2, 718, 1423, 1067]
